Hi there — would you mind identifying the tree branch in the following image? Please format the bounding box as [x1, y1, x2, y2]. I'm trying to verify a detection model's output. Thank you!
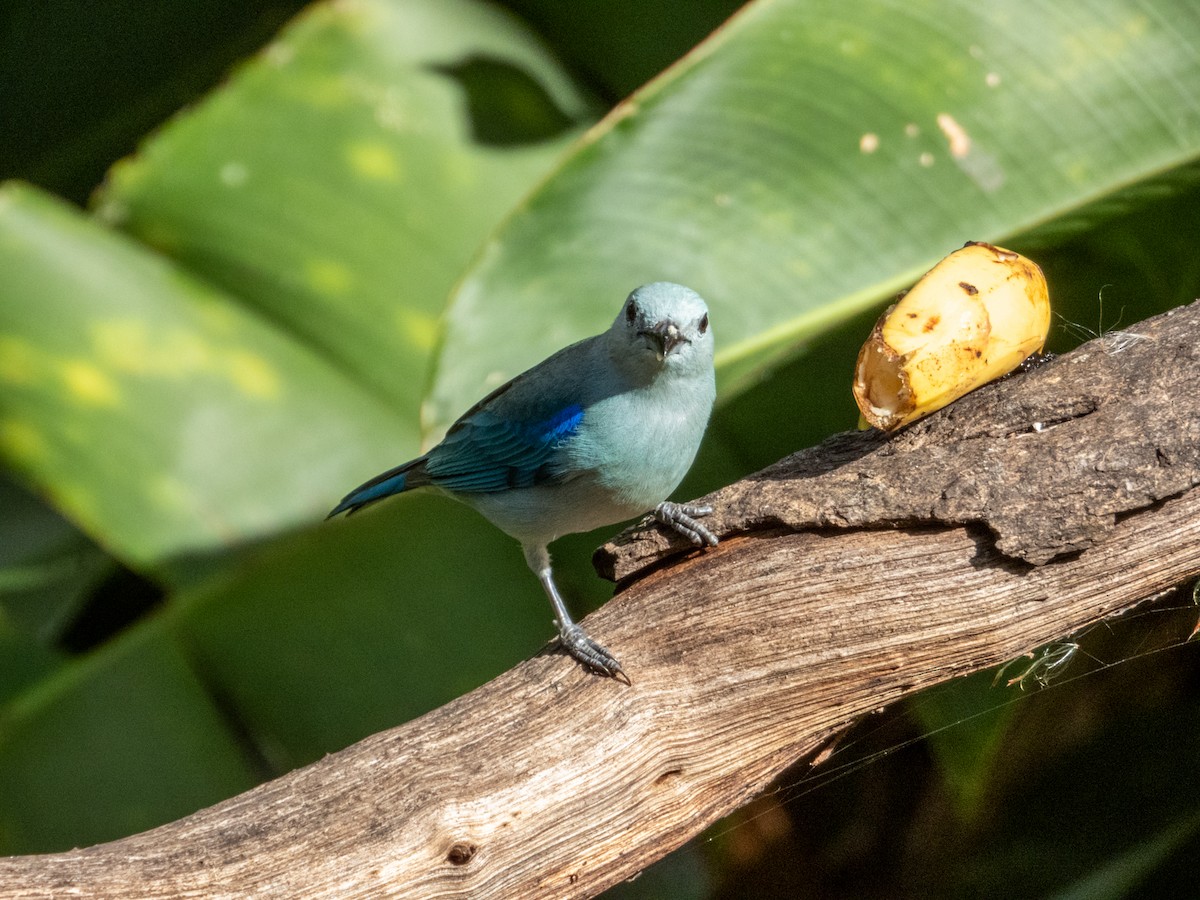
[2, 303, 1198, 899]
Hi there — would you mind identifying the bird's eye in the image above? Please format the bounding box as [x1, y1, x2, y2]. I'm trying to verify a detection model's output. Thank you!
[625, 300, 637, 324]
[698, 313, 709, 334]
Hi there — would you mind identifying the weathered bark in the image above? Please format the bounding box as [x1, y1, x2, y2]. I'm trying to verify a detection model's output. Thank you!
[598, 302, 1200, 578]
[1, 302, 1198, 899]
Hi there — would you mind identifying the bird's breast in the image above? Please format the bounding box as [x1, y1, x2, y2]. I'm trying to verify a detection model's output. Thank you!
[571, 381, 711, 509]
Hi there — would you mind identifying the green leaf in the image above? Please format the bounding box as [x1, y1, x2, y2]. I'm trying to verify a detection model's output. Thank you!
[1048, 812, 1200, 900]
[426, 0, 1200, 436]
[0, 184, 408, 566]
[175, 492, 552, 769]
[0, 622, 260, 855]
[0, 474, 112, 642]
[0, 623, 64, 709]
[601, 841, 712, 900]
[935, 670, 1200, 896]
[97, 0, 592, 413]
[910, 670, 1021, 823]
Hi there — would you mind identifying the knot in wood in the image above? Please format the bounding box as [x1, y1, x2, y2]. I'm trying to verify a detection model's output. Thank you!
[446, 841, 478, 866]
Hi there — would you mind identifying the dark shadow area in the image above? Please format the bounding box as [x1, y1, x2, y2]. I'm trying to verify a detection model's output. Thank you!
[701, 588, 1200, 899]
[429, 54, 581, 147]
[59, 566, 165, 654]
[1, 0, 309, 203]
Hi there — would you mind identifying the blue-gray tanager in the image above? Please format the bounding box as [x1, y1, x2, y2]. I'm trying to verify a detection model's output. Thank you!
[328, 282, 717, 679]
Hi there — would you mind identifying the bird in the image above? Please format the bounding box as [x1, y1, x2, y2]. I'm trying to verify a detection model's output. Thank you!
[328, 282, 718, 680]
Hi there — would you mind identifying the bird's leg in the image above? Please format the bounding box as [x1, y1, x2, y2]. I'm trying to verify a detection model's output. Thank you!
[524, 544, 627, 682]
[654, 500, 719, 547]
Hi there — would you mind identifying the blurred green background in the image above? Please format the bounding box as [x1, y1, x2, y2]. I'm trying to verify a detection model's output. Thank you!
[2, 0, 1199, 895]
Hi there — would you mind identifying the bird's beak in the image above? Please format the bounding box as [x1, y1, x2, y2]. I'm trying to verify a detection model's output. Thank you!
[641, 320, 687, 360]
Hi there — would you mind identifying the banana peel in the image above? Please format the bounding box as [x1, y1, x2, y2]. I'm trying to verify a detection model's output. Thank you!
[853, 242, 1050, 431]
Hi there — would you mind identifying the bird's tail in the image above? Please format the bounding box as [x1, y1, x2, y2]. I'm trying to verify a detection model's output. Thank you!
[327, 458, 424, 518]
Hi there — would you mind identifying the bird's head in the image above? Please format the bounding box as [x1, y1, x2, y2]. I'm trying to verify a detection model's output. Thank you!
[611, 282, 713, 377]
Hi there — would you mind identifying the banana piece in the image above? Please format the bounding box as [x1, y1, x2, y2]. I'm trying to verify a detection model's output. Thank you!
[853, 242, 1050, 431]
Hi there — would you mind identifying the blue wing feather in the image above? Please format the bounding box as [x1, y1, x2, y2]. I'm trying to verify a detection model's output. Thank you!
[327, 461, 419, 517]
[327, 402, 585, 517]
[426, 403, 584, 493]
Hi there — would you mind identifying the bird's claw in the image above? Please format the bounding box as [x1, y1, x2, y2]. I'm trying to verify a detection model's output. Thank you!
[654, 500, 719, 547]
[558, 624, 628, 683]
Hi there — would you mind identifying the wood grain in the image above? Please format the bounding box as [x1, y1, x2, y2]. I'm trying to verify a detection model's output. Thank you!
[2, 302, 1198, 899]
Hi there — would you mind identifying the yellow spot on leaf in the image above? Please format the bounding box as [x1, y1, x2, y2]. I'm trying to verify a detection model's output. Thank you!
[160, 330, 215, 373]
[0, 419, 45, 462]
[92, 320, 149, 367]
[306, 259, 355, 297]
[347, 141, 401, 182]
[93, 320, 215, 377]
[786, 258, 814, 278]
[0, 336, 38, 384]
[62, 360, 120, 407]
[306, 75, 353, 108]
[396, 308, 439, 350]
[149, 474, 194, 513]
[95, 320, 284, 398]
[225, 350, 281, 399]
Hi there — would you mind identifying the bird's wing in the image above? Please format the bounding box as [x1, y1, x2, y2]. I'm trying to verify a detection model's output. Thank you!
[327, 455, 425, 517]
[423, 402, 585, 493]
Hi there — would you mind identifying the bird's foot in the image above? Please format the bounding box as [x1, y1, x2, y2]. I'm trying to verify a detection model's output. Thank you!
[654, 500, 719, 547]
[558, 623, 629, 683]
